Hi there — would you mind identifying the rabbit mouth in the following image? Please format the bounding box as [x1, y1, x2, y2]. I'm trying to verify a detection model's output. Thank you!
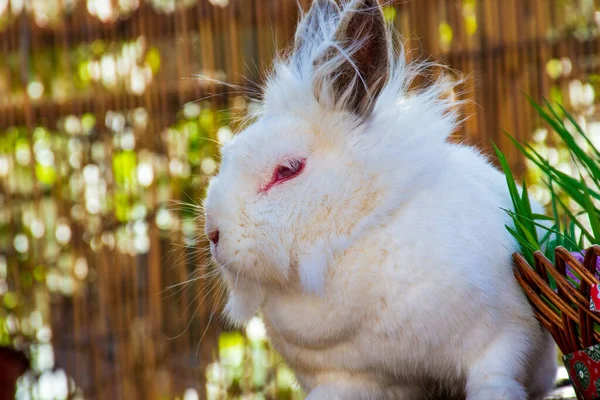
[209, 243, 227, 267]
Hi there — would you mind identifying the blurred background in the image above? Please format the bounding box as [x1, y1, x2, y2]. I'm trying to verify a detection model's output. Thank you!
[0, 0, 599, 399]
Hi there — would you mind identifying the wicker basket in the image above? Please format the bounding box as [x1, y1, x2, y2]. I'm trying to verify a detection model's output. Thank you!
[514, 245, 600, 355]
[515, 246, 600, 399]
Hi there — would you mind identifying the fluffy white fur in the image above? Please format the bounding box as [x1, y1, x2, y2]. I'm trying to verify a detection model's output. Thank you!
[203, 0, 557, 399]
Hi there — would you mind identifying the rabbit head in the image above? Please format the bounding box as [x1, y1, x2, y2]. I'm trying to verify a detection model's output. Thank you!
[204, 0, 459, 303]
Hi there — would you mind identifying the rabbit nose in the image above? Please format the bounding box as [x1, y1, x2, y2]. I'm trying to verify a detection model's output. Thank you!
[208, 229, 220, 247]
[205, 215, 220, 247]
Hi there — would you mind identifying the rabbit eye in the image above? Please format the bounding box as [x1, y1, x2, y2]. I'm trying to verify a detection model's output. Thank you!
[261, 158, 306, 192]
[276, 159, 304, 181]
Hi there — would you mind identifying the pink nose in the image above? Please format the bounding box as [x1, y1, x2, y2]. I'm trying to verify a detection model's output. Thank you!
[208, 229, 220, 247]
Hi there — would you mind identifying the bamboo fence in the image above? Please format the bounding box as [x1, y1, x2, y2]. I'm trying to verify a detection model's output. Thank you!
[0, 0, 599, 399]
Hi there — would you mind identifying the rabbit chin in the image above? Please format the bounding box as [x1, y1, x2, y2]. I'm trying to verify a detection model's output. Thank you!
[223, 280, 264, 325]
[217, 232, 352, 325]
[220, 266, 278, 326]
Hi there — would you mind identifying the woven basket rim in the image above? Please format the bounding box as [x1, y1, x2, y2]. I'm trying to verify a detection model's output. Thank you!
[514, 245, 600, 355]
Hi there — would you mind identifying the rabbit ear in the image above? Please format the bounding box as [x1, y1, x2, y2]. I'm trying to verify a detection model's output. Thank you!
[294, 0, 340, 60]
[314, 0, 389, 117]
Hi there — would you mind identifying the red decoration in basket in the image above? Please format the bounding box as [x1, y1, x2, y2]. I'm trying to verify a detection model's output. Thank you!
[591, 284, 600, 313]
[563, 344, 600, 399]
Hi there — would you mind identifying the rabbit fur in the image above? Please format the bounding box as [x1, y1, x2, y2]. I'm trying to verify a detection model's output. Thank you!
[203, 0, 557, 399]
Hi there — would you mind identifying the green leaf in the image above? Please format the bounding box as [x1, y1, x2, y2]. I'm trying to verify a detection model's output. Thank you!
[520, 180, 539, 243]
[539, 224, 557, 248]
[506, 225, 536, 264]
[512, 105, 600, 205]
[581, 176, 600, 242]
[542, 99, 566, 129]
[504, 132, 594, 205]
[514, 219, 540, 249]
[525, 138, 599, 203]
[532, 213, 555, 221]
[503, 209, 581, 250]
[493, 143, 523, 216]
[555, 195, 594, 242]
[549, 178, 560, 227]
[533, 98, 600, 179]
[558, 103, 600, 159]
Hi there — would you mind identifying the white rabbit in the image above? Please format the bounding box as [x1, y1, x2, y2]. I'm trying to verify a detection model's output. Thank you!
[203, 0, 557, 399]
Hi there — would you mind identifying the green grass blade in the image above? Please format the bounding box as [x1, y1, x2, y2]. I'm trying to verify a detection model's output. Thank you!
[520, 180, 539, 243]
[531, 99, 600, 178]
[558, 103, 600, 159]
[502, 209, 581, 250]
[514, 219, 540, 248]
[581, 176, 600, 242]
[555, 195, 595, 242]
[540, 224, 557, 248]
[505, 132, 600, 203]
[522, 138, 600, 203]
[506, 225, 536, 264]
[493, 143, 523, 216]
[532, 213, 555, 221]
